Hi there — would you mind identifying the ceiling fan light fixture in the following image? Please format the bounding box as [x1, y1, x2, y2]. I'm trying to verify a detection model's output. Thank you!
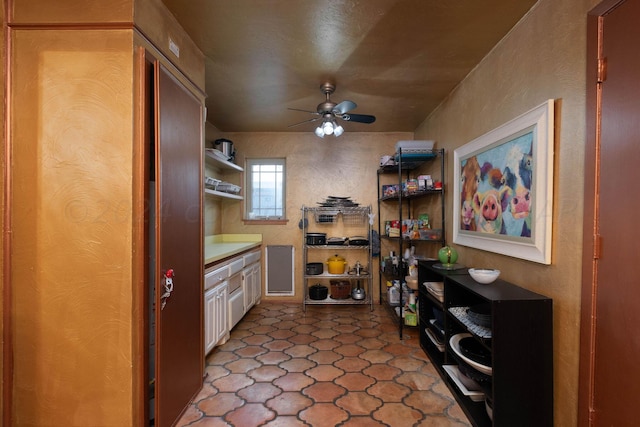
[293, 82, 375, 138]
[323, 120, 334, 135]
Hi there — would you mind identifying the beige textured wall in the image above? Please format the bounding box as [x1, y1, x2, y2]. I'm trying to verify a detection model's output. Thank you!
[413, 0, 599, 425]
[211, 131, 414, 301]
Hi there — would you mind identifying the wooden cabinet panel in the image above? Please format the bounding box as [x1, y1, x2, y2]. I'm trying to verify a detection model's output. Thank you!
[10, 0, 133, 24]
[9, 29, 136, 426]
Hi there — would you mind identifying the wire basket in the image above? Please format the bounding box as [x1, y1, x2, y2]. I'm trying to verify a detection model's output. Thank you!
[314, 210, 339, 224]
[342, 210, 367, 225]
[204, 176, 221, 190]
[312, 207, 368, 225]
[217, 182, 241, 194]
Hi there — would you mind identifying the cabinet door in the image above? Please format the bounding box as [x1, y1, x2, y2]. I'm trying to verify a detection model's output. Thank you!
[203, 288, 217, 355]
[243, 265, 256, 310]
[242, 266, 252, 310]
[154, 63, 203, 427]
[253, 263, 262, 304]
[216, 284, 229, 344]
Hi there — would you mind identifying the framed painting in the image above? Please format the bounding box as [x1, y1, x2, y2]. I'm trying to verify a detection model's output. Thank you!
[453, 100, 554, 264]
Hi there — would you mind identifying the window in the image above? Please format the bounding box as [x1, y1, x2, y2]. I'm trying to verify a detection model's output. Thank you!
[245, 158, 286, 220]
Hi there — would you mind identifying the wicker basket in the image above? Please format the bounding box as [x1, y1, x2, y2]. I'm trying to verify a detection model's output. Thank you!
[330, 280, 351, 299]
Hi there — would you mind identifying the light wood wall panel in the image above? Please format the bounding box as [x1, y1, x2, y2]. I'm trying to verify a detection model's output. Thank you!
[135, 0, 205, 90]
[9, 29, 136, 426]
[9, 0, 133, 24]
[8, 0, 205, 90]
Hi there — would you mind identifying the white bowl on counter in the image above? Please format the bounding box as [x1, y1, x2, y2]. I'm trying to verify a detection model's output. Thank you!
[468, 268, 500, 284]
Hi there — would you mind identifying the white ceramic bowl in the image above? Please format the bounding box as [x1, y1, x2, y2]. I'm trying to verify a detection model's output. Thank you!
[468, 268, 500, 284]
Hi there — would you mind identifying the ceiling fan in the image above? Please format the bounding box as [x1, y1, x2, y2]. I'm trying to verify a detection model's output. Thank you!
[288, 82, 376, 137]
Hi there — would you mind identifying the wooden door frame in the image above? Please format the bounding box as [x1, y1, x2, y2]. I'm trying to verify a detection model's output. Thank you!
[579, 0, 626, 425]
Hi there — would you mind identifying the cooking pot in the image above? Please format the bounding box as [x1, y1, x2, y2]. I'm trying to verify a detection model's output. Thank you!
[306, 262, 324, 275]
[306, 233, 327, 245]
[351, 279, 366, 300]
[326, 254, 347, 274]
[309, 284, 328, 300]
[214, 138, 235, 161]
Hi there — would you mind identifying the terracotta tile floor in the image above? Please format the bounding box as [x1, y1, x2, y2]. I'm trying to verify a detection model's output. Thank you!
[177, 303, 471, 427]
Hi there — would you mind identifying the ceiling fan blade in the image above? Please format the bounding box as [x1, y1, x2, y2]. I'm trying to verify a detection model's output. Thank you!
[287, 117, 321, 128]
[342, 113, 376, 124]
[288, 107, 320, 115]
[333, 100, 357, 114]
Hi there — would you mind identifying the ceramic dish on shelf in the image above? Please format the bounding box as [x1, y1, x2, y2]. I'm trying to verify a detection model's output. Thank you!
[459, 336, 492, 366]
[449, 333, 492, 375]
[467, 304, 492, 328]
[425, 328, 445, 352]
[468, 268, 500, 284]
[442, 365, 485, 402]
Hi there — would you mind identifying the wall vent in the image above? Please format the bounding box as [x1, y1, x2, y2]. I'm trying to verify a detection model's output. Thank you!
[265, 245, 295, 296]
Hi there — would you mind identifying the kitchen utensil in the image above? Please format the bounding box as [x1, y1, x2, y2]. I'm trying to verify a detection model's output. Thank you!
[351, 279, 366, 300]
[306, 262, 323, 275]
[326, 254, 347, 274]
[306, 232, 327, 245]
[309, 284, 328, 300]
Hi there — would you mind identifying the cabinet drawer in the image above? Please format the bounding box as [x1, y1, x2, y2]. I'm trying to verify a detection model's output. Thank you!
[227, 271, 242, 294]
[229, 258, 244, 276]
[228, 288, 245, 329]
[205, 265, 229, 290]
[243, 250, 261, 266]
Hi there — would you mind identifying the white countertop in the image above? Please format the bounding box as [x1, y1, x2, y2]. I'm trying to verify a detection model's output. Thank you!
[204, 234, 262, 265]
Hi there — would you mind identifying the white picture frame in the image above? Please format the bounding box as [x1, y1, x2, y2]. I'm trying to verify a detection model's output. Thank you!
[453, 100, 554, 264]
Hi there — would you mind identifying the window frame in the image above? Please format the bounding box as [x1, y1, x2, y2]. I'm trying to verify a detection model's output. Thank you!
[244, 157, 287, 222]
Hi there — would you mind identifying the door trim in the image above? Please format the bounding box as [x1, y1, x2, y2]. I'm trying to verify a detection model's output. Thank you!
[579, 1, 626, 425]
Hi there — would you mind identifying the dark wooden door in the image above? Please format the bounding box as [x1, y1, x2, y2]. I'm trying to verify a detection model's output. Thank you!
[582, 0, 640, 424]
[154, 63, 203, 427]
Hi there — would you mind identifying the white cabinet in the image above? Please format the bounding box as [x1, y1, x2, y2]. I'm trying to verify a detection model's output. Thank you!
[243, 263, 261, 310]
[204, 264, 230, 355]
[228, 286, 245, 329]
[253, 263, 262, 304]
[204, 247, 261, 355]
[243, 250, 262, 312]
[215, 284, 229, 346]
[227, 271, 244, 329]
[204, 282, 228, 355]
